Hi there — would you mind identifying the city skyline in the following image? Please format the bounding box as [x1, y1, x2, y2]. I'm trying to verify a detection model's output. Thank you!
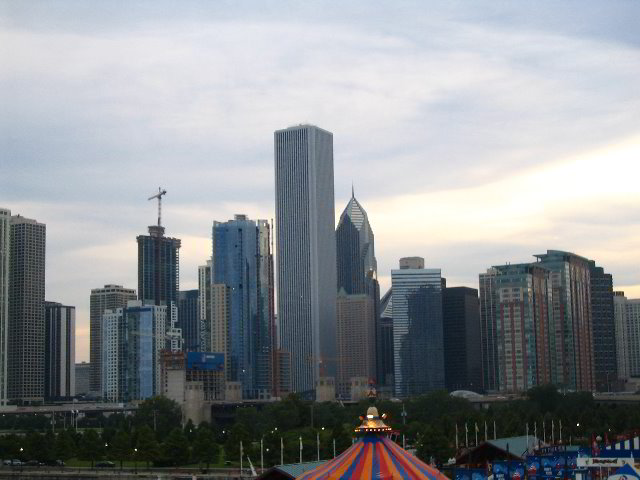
[2, 1, 640, 362]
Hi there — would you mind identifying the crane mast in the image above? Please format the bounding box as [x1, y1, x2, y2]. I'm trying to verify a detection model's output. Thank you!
[147, 187, 167, 227]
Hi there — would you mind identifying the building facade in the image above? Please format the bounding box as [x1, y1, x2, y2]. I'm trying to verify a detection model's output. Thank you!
[0, 209, 9, 405]
[75, 362, 90, 396]
[442, 287, 482, 393]
[178, 289, 199, 351]
[336, 290, 376, 398]
[479, 268, 499, 392]
[89, 284, 136, 394]
[589, 263, 617, 391]
[102, 301, 167, 402]
[391, 257, 444, 398]
[377, 289, 394, 392]
[137, 225, 181, 307]
[534, 250, 594, 391]
[211, 215, 274, 399]
[479, 264, 553, 393]
[625, 299, 640, 377]
[44, 302, 75, 399]
[274, 124, 337, 396]
[613, 292, 629, 381]
[8, 214, 46, 403]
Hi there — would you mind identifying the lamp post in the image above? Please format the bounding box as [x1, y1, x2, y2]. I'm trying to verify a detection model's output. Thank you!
[134, 447, 137, 474]
[261, 437, 264, 472]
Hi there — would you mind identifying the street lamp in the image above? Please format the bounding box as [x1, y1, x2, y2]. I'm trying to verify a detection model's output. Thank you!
[134, 448, 138, 473]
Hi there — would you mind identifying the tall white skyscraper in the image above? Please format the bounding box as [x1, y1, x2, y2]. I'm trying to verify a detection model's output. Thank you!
[0, 208, 9, 405]
[275, 124, 337, 396]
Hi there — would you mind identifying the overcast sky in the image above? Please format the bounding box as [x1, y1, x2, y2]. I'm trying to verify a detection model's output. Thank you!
[2, 1, 640, 362]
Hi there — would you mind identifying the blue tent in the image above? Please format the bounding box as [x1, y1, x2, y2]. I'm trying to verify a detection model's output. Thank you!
[608, 463, 640, 480]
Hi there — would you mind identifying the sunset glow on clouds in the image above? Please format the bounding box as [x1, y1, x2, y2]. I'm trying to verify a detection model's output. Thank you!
[2, 1, 639, 361]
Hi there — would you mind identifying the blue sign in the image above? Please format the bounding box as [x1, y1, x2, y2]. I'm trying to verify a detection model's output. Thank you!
[456, 468, 487, 480]
[187, 352, 224, 371]
[492, 462, 524, 480]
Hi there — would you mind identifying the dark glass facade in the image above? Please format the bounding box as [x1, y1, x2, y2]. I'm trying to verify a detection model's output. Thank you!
[377, 288, 394, 390]
[443, 287, 482, 392]
[137, 225, 180, 307]
[213, 215, 273, 398]
[589, 262, 617, 391]
[178, 289, 200, 351]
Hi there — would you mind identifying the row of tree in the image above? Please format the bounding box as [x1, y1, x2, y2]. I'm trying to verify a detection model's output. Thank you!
[1, 386, 639, 468]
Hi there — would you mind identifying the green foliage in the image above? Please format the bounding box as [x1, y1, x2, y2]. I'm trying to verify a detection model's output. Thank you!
[160, 427, 190, 466]
[192, 425, 218, 468]
[55, 430, 76, 461]
[110, 430, 131, 469]
[132, 396, 182, 441]
[79, 429, 104, 466]
[136, 425, 160, 468]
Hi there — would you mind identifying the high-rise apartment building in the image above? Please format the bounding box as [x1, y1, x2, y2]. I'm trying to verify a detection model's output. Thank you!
[0, 209, 9, 405]
[589, 262, 617, 391]
[178, 290, 199, 351]
[625, 299, 640, 377]
[479, 264, 553, 393]
[137, 225, 181, 307]
[534, 250, 594, 391]
[479, 268, 499, 392]
[391, 257, 444, 398]
[613, 292, 629, 381]
[44, 302, 75, 399]
[274, 124, 337, 396]
[89, 284, 136, 393]
[198, 262, 212, 353]
[212, 215, 274, 399]
[8, 214, 46, 403]
[336, 290, 376, 398]
[443, 287, 482, 392]
[102, 301, 167, 402]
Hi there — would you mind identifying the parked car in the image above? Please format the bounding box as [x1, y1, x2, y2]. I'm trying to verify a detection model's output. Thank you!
[25, 460, 39, 467]
[95, 461, 115, 468]
[2, 460, 11, 466]
[10, 459, 22, 466]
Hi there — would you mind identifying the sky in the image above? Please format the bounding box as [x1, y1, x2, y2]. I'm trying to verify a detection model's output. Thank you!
[1, 1, 639, 362]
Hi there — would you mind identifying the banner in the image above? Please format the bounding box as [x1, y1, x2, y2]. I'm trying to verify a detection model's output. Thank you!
[527, 456, 541, 478]
[492, 461, 524, 480]
[455, 468, 488, 480]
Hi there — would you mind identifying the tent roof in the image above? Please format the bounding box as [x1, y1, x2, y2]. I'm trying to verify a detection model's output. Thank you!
[296, 435, 449, 479]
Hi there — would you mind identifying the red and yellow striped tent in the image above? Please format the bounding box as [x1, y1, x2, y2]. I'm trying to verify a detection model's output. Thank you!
[296, 405, 449, 480]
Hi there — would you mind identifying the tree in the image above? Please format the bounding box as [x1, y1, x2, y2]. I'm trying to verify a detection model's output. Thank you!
[111, 430, 131, 469]
[79, 430, 104, 468]
[54, 430, 76, 462]
[136, 426, 160, 468]
[225, 422, 252, 464]
[133, 396, 182, 441]
[161, 427, 190, 466]
[192, 425, 218, 469]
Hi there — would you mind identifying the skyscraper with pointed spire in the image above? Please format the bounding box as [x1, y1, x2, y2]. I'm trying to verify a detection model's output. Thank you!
[335, 191, 379, 398]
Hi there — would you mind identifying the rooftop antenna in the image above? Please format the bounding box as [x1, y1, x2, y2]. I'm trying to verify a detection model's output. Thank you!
[148, 187, 167, 227]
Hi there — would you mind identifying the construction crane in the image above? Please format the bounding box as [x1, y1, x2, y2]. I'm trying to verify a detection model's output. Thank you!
[148, 187, 167, 227]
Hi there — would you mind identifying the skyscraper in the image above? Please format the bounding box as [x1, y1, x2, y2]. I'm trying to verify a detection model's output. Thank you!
[534, 250, 594, 391]
[479, 264, 553, 393]
[89, 284, 136, 393]
[613, 292, 629, 381]
[198, 262, 212, 351]
[44, 302, 75, 399]
[275, 124, 337, 396]
[336, 190, 377, 295]
[377, 289, 394, 392]
[212, 215, 274, 399]
[178, 290, 199, 351]
[137, 225, 181, 307]
[336, 290, 376, 398]
[8, 214, 46, 403]
[479, 268, 499, 392]
[391, 257, 444, 398]
[0, 209, 9, 405]
[589, 262, 617, 391]
[335, 192, 379, 397]
[102, 301, 167, 402]
[624, 299, 640, 377]
[442, 287, 482, 392]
